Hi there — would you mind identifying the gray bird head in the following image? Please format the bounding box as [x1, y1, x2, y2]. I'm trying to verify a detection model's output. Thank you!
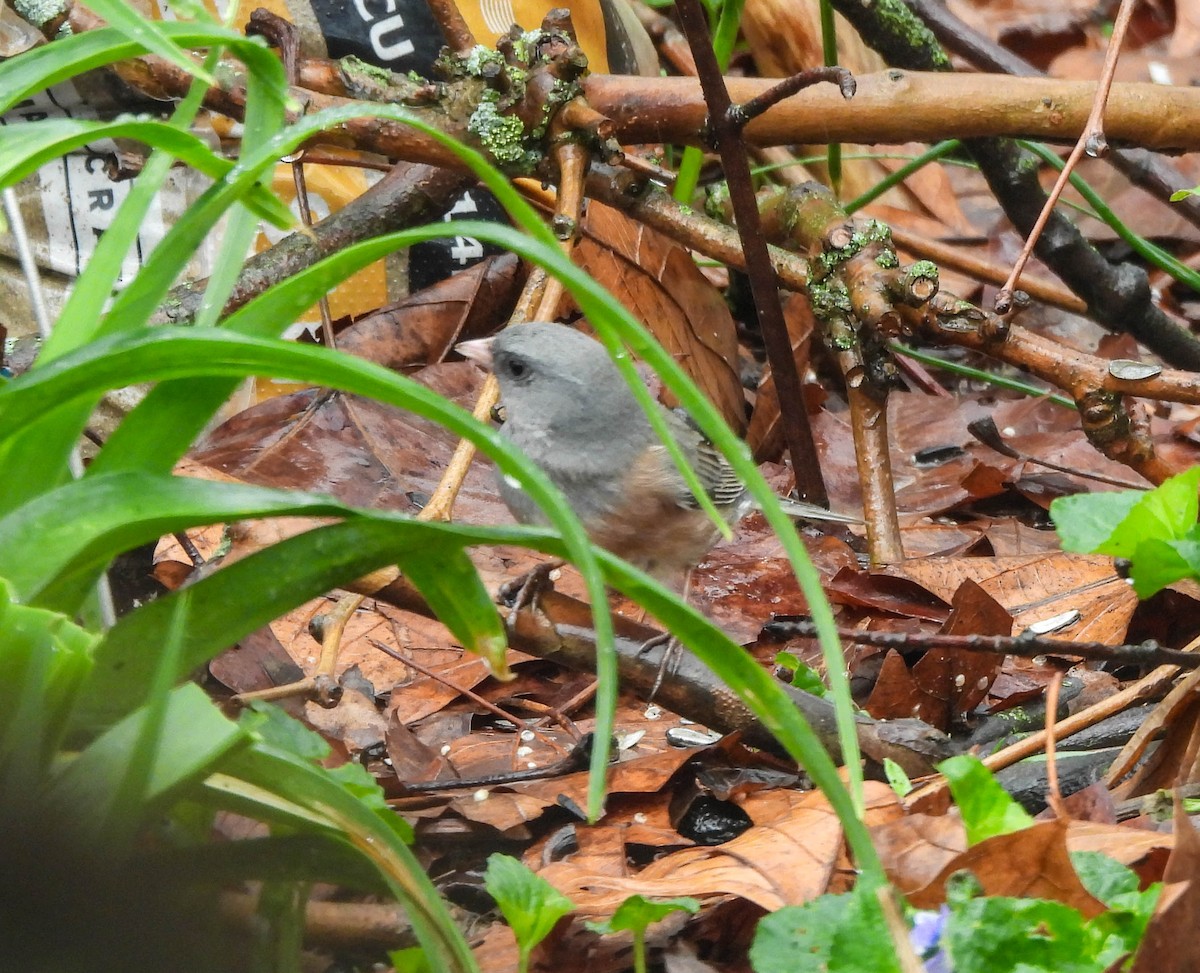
[459, 323, 650, 445]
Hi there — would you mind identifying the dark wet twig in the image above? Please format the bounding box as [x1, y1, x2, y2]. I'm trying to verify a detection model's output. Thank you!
[673, 0, 839, 504]
[771, 618, 1200, 670]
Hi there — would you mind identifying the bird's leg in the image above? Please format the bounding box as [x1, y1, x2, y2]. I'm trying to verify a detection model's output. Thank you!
[643, 567, 694, 703]
[498, 559, 565, 623]
[644, 632, 681, 703]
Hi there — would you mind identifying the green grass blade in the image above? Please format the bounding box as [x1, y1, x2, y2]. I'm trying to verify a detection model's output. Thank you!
[0, 118, 242, 192]
[78, 0, 216, 86]
[0, 24, 282, 118]
[221, 744, 478, 973]
[78, 518, 551, 729]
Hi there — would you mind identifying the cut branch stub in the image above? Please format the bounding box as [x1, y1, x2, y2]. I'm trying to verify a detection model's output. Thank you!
[759, 183, 907, 397]
[433, 8, 617, 174]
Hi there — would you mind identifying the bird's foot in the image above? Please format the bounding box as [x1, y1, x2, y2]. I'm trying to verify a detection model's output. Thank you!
[639, 631, 683, 703]
[499, 560, 563, 632]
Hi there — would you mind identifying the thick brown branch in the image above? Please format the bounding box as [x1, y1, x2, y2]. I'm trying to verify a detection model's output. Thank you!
[583, 72, 1200, 151]
[156, 162, 470, 324]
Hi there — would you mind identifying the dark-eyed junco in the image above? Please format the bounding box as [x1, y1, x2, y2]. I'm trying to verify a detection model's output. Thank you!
[457, 322, 750, 582]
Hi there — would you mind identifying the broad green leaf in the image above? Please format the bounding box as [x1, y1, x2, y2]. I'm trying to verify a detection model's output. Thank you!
[93, 223, 544, 476]
[1053, 467, 1200, 598]
[101, 589, 195, 851]
[939, 754, 1034, 844]
[102, 104, 417, 331]
[944, 896, 1092, 973]
[0, 120, 289, 317]
[485, 853, 573, 972]
[0, 24, 267, 117]
[1070, 851, 1140, 903]
[0, 120, 232, 189]
[828, 886, 906, 972]
[752, 886, 902, 973]
[220, 744, 476, 972]
[0, 25, 291, 515]
[0, 326, 608, 762]
[1096, 466, 1200, 557]
[0, 472, 370, 609]
[751, 895, 845, 973]
[883, 757, 913, 798]
[0, 579, 96, 781]
[43, 683, 248, 841]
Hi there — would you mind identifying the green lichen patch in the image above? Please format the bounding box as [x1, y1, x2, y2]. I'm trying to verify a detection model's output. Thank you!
[468, 97, 531, 168]
[14, 0, 66, 28]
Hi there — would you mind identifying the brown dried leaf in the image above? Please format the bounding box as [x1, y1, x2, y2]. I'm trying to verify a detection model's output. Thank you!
[536, 783, 898, 915]
[924, 819, 1107, 916]
[337, 252, 523, 369]
[872, 811, 969, 903]
[883, 553, 1138, 644]
[569, 201, 745, 430]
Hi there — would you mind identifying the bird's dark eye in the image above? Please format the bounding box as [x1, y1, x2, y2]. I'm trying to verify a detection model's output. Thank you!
[507, 358, 530, 381]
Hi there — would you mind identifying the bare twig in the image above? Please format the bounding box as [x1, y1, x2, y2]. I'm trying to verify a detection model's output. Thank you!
[231, 595, 364, 706]
[967, 418, 1147, 488]
[907, 658, 1187, 809]
[426, 0, 477, 54]
[1044, 672, 1067, 818]
[994, 0, 1139, 312]
[732, 66, 856, 126]
[673, 0, 831, 504]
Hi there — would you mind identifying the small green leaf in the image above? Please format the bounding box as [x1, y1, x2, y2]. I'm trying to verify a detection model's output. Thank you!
[240, 701, 331, 762]
[1051, 489, 1144, 553]
[587, 895, 700, 973]
[485, 854, 573, 973]
[938, 754, 1034, 844]
[391, 947, 435, 973]
[883, 757, 913, 798]
[775, 650, 827, 696]
[751, 886, 902, 973]
[944, 896, 1091, 973]
[597, 895, 700, 934]
[1070, 851, 1138, 903]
